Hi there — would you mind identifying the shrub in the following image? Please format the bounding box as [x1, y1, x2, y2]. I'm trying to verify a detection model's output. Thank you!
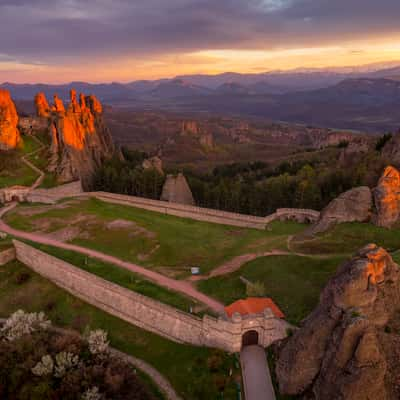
[0, 310, 51, 342]
[246, 281, 266, 297]
[14, 271, 31, 285]
[86, 330, 109, 355]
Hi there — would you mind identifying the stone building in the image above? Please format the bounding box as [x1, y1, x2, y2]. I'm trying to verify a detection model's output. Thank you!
[0, 185, 30, 204]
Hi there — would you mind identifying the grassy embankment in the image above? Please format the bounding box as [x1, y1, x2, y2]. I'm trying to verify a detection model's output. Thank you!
[0, 135, 42, 188]
[5, 197, 306, 277]
[20, 240, 201, 313]
[0, 259, 241, 400]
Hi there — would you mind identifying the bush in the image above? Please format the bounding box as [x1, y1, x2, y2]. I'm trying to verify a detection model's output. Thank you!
[0, 311, 155, 400]
[14, 271, 31, 285]
[246, 281, 266, 297]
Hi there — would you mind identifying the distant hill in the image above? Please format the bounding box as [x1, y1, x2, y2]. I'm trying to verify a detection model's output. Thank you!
[4, 64, 400, 132]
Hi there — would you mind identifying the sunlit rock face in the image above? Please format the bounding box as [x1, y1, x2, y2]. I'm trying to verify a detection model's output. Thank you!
[34, 92, 51, 118]
[373, 166, 400, 228]
[36, 90, 114, 186]
[0, 89, 21, 150]
[277, 244, 400, 400]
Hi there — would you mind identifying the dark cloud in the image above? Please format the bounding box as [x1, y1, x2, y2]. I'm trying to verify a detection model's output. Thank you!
[1, 0, 400, 64]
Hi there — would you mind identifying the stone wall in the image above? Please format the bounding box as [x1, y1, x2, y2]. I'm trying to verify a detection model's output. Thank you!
[27, 181, 83, 204]
[13, 240, 289, 352]
[0, 247, 16, 265]
[89, 192, 268, 230]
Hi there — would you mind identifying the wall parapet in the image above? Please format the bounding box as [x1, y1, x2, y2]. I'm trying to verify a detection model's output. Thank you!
[12, 240, 290, 352]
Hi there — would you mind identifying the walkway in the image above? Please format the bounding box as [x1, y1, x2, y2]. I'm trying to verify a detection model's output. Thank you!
[21, 135, 45, 190]
[240, 345, 276, 400]
[0, 213, 225, 314]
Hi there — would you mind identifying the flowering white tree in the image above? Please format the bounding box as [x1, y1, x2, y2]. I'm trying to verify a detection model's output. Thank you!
[32, 355, 54, 376]
[87, 329, 109, 355]
[82, 386, 102, 400]
[54, 351, 79, 377]
[1, 310, 51, 342]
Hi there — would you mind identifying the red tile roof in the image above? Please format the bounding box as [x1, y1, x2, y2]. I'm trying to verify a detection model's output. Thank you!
[224, 297, 285, 319]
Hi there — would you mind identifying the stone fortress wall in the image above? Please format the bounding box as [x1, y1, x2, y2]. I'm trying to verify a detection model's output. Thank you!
[12, 240, 290, 353]
[26, 188, 319, 230]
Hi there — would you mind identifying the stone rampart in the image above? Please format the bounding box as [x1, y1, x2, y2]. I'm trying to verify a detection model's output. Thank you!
[13, 240, 289, 352]
[89, 192, 268, 230]
[0, 247, 15, 265]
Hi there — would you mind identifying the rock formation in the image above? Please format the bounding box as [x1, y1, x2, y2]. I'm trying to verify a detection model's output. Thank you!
[373, 166, 400, 228]
[0, 89, 21, 150]
[160, 173, 195, 205]
[181, 121, 199, 136]
[181, 120, 214, 148]
[36, 90, 114, 186]
[142, 156, 164, 175]
[276, 244, 400, 399]
[34, 92, 51, 118]
[308, 187, 372, 235]
[382, 133, 400, 165]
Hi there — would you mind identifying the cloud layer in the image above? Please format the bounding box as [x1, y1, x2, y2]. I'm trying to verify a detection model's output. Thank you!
[1, 0, 400, 81]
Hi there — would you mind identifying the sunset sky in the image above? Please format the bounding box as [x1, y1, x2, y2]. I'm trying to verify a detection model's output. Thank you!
[2, 0, 400, 83]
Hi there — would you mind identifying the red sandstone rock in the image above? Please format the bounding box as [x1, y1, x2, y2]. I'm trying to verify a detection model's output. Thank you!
[0, 89, 21, 150]
[37, 90, 114, 186]
[373, 166, 400, 228]
[276, 244, 400, 399]
[34, 92, 51, 118]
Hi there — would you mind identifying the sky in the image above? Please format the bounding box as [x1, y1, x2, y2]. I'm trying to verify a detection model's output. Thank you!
[1, 0, 400, 83]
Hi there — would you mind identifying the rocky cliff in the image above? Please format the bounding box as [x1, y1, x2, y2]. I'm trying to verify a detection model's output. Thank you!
[160, 173, 195, 205]
[276, 244, 400, 399]
[35, 90, 114, 186]
[0, 89, 21, 150]
[373, 166, 400, 228]
[308, 187, 372, 235]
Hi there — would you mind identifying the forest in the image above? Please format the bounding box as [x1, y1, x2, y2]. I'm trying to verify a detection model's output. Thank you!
[90, 145, 386, 216]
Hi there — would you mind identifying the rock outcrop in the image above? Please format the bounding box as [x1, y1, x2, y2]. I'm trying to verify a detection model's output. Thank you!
[373, 166, 400, 228]
[0, 89, 21, 150]
[382, 133, 400, 165]
[36, 90, 114, 186]
[142, 156, 164, 175]
[308, 187, 372, 235]
[276, 244, 400, 399]
[160, 173, 195, 205]
[181, 120, 214, 148]
[34, 92, 51, 118]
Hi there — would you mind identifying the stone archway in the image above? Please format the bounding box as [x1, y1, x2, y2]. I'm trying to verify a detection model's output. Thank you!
[242, 330, 259, 347]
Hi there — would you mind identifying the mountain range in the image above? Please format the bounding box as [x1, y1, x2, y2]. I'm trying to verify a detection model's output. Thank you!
[3, 63, 400, 132]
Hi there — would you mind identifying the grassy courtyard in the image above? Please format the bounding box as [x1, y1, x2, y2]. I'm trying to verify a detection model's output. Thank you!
[5, 197, 306, 277]
[0, 260, 241, 400]
[197, 254, 346, 325]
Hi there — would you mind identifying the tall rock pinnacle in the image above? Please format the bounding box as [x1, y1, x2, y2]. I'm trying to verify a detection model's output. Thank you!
[0, 89, 21, 150]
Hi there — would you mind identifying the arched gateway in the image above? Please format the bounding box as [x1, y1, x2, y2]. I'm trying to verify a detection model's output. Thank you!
[242, 330, 259, 347]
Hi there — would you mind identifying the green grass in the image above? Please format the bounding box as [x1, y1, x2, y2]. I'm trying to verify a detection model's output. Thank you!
[0, 260, 240, 400]
[198, 254, 346, 325]
[23, 240, 201, 313]
[6, 198, 306, 277]
[0, 135, 42, 189]
[0, 238, 13, 251]
[292, 222, 400, 255]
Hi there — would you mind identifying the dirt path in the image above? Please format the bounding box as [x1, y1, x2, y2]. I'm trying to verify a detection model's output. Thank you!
[188, 250, 291, 281]
[21, 135, 46, 190]
[0, 217, 225, 313]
